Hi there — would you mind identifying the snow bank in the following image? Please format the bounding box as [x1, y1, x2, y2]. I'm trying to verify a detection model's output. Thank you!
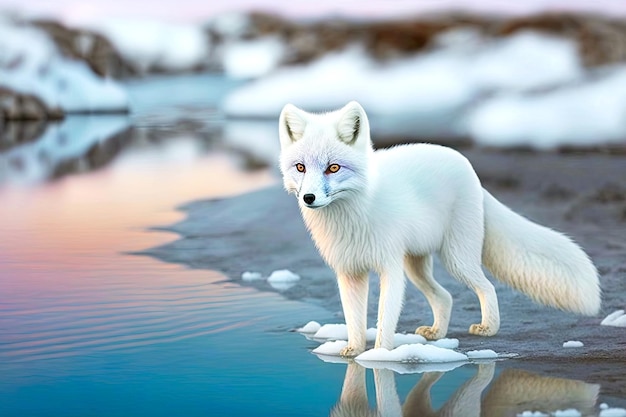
[466, 67, 626, 149]
[91, 19, 210, 73]
[222, 32, 581, 119]
[221, 28, 626, 149]
[0, 19, 128, 113]
[601, 310, 626, 327]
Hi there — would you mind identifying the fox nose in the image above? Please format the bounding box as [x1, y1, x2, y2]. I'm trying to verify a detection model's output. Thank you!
[303, 193, 316, 205]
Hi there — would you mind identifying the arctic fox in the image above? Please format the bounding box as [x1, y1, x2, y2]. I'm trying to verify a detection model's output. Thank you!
[278, 101, 600, 357]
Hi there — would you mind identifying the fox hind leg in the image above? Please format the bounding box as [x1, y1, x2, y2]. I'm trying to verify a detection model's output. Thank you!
[439, 239, 500, 337]
[404, 254, 453, 340]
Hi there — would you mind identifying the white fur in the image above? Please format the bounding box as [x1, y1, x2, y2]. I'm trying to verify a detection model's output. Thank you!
[278, 101, 601, 357]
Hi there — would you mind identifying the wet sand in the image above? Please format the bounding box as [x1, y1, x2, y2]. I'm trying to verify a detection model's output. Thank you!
[140, 146, 626, 398]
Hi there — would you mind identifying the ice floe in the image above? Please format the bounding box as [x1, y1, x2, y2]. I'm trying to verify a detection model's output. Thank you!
[601, 310, 626, 327]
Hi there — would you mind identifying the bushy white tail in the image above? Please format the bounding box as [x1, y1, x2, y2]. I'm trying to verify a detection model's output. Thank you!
[482, 190, 600, 315]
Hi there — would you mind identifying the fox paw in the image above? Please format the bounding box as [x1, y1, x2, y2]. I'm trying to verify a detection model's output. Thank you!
[415, 326, 445, 341]
[340, 345, 364, 358]
[469, 324, 497, 336]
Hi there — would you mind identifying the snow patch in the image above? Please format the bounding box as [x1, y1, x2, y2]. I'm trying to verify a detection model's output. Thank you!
[91, 19, 209, 73]
[267, 269, 299, 290]
[222, 36, 285, 79]
[601, 310, 626, 327]
[562, 341, 584, 348]
[241, 271, 263, 281]
[0, 19, 128, 113]
[517, 412, 549, 417]
[600, 408, 626, 417]
[553, 409, 581, 417]
[466, 349, 498, 359]
[356, 343, 467, 364]
[312, 340, 347, 356]
[297, 321, 321, 333]
[222, 32, 581, 119]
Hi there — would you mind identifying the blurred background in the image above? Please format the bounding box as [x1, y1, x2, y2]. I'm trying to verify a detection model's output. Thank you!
[1, 0, 626, 186]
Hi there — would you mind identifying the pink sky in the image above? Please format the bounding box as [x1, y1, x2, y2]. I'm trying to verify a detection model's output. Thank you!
[2, 0, 626, 25]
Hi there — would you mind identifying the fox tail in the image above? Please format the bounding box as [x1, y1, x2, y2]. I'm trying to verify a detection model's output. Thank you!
[481, 190, 600, 315]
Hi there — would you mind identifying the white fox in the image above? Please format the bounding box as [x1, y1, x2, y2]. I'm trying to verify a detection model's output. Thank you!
[278, 101, 600, 357]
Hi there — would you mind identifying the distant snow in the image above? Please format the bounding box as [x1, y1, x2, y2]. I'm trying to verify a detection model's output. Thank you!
[601, 310, 626, 327]
[222, 31, 581, 117]
[466, 67, 626, 149]
[562, 340, 584, 348]
[356, 343, 468, 363]
[90, 19, 210, 73]
[221, 36, 285, 79]
[221, 27, 626, 149]
[0, 19, 128, 113]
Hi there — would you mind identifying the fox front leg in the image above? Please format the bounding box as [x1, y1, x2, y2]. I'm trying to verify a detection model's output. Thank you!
[336, 272, 369, 357]
[375, 263, 406, 350]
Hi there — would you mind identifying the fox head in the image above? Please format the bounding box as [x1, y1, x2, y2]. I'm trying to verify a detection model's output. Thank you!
[278, 101, 373, 209]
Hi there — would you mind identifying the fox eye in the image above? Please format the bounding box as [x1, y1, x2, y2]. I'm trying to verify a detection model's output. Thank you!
[295, 163, 306, 173]
[326, 164, 340, 174]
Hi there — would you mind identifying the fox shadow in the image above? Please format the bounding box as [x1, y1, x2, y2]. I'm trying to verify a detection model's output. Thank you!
[328, 361, 599, 417]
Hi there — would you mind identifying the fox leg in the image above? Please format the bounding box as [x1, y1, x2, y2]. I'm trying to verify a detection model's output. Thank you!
[440, 244, 500, 336]
[404, 254, 453, 340]
[375, 262, 406, 350]
[337, 272, 369, 357]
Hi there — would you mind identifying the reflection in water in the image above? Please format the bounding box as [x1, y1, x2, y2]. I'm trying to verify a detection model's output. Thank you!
[330, 362, 600, 417]
[0, 115, 129, 185]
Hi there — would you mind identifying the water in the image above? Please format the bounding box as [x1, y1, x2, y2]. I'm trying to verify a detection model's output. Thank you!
[0, 74, 623, 416]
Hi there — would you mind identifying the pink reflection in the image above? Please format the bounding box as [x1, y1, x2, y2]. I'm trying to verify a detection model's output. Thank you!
[0, 148, 276, 360]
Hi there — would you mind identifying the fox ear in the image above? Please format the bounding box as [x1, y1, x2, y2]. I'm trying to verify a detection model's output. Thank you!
[336, 101, 367, 146]
[279, 103, 307, 149]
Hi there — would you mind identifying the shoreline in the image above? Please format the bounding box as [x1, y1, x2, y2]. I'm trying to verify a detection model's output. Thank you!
[139, 145, 626, 396]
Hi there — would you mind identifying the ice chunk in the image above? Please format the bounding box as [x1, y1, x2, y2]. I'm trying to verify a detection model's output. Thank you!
[296, 321, 321, 333]
[600, 408, 626, 417]
[467, 349, 498, 359]
[601, 310, 626, 327]
[562, 341, 584, 348]
[356, 343, 467, 363]
[241, 271, 263, 281]
[312, 340, 347, 356]
[267, 269, 300, 283]
[553, 409, 581, 417]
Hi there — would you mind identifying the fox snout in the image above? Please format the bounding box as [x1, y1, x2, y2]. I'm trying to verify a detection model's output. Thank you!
[303, 193, 316, 205]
